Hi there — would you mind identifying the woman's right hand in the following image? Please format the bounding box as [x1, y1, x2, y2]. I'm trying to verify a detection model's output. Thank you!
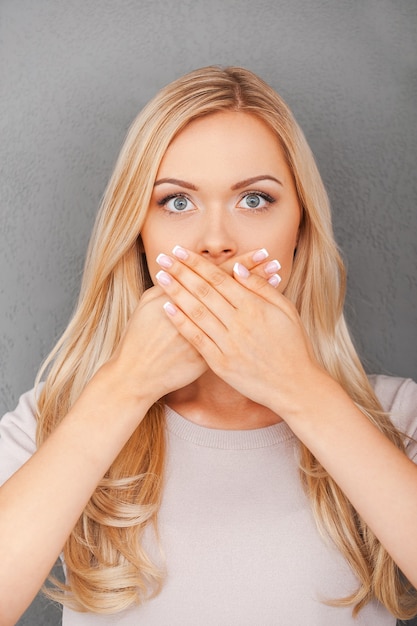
[104, 284, 207, 406]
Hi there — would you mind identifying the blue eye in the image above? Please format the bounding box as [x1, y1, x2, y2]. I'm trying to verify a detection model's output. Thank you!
[245, 194, 261, 208]
[158, 194, 193, 213]
[239, 192, 275, 211]
[172, 196, 188, 211]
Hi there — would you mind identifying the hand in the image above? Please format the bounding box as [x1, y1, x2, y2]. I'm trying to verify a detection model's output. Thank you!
[104, 247, 284, 406]
[105, 285, 207, 404]
[219, 247, 282, 287]
[155, 246, 322, 418]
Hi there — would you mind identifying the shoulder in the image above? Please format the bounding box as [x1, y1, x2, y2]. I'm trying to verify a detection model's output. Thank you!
[369, 374, 417, 417]
[0, 385, 42, 486]
[369, 374, 417, 459]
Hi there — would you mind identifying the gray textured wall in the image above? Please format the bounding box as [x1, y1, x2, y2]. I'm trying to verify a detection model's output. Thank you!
[0, 1, 416, 624]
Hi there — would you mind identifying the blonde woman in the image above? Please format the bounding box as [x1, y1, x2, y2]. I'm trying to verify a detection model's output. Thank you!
[0, 66, 416, 626]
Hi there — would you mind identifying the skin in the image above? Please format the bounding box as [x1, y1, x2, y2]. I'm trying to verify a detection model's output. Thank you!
[142, 111, 300, 292]
[141, 111, 301, 428]
[1, 111, 417, 624]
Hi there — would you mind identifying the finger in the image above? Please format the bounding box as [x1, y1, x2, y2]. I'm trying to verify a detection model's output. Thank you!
[220, 248, 268, 275]
[155, 268, 232, 343]
[220, 248, 282, 280]
[157, 247, 247, 310]
[162, 300, 223, 364]
[232, 262, 294, 311]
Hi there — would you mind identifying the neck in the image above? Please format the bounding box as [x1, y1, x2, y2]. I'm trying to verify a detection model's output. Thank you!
[165, 370, 282, 430]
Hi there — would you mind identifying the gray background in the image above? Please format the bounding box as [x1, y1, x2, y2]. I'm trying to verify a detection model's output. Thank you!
[0, 1, 416, 624]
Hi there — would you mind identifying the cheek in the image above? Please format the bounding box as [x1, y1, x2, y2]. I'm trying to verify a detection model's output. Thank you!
[141, 215, 200, 278]
[142, 243, 171, 285]
[140, 226, 189, 284]
[265, 229, 299, 291]
[140, 220, 167, 282]
[276, 251, 296, 292]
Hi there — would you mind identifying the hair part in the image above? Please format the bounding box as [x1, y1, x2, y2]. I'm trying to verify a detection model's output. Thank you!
[36, 66, 417, 618]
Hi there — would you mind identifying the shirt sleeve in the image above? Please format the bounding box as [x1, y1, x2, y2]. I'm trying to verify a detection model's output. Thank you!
[370, 374, 417, 462]
[0, 387, 40, 486]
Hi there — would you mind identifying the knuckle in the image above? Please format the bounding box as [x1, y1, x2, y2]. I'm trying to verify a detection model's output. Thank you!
[208, 268, 227, 287]
[195, 282, 211, 299]
[190, 304, 207, 321]
[190, 331, 205, 349]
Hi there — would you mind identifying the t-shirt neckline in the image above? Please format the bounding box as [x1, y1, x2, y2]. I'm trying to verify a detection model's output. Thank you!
[164, 405, 295, 450]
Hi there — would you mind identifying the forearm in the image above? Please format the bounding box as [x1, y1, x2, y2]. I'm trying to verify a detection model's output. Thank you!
[280, 372, 417, 588]
[0, 366, 154, 625]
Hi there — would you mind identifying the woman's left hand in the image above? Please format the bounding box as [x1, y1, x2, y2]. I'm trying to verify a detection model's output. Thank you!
[155, 246, 324, 419]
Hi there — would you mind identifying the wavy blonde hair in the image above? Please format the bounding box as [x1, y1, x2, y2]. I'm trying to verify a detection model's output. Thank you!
[36, 66, 416, 618]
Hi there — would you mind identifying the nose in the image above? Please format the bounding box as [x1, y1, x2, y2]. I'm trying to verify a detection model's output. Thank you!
[197, 208, 237, 263]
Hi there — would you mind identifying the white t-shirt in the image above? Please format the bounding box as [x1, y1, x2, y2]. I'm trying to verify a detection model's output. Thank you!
[1, 374, 417, 625]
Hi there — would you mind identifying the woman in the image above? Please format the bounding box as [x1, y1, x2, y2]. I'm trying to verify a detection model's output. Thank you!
[0, 66, 416, 625]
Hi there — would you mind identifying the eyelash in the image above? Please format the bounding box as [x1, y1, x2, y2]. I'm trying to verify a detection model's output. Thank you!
[156, 191, 276, 215]
[238, 191, 276, 213]
[157, 193, 193, 214]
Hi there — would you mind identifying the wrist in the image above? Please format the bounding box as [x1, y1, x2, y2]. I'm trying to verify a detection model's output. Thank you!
[96, 358, 159, 406]
[77, 360, 159, 430]
[272, 367, 345, 427]
[276, 368, 364, 450]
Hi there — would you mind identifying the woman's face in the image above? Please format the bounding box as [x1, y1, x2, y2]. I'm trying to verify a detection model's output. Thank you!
[141, 111, 301, 291]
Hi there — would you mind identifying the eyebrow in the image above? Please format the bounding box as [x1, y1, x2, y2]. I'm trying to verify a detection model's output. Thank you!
[231, 175, 283, 190]
[154, 178, 197, 190]
[153, 175, 283, 190]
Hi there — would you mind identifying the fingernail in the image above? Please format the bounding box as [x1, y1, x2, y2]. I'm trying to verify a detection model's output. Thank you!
[163, 301, 177, 316]
[156, 270, 172, 286]
[268, 274, 282, 287]
[264, 259, 281, 274]
[233, 262, 250, 278]
[172, 245, 189, 260]
[252, 248, 269, 262]
[156, 253, 173, 268]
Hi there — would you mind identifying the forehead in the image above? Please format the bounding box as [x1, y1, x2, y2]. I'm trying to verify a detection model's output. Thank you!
[156, 111, 290, 180]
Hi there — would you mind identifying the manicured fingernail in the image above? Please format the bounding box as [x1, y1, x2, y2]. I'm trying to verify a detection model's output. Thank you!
[156, 270, 172, 286]
[264, 259, 281, 274]
[268, 274, 281, 287]
[156, 253, 173, 268]
[233, 262, 250, 278]
[163, 301, 177, 316]
[252, 248, 269, 262]
[172, 245, 189, 260]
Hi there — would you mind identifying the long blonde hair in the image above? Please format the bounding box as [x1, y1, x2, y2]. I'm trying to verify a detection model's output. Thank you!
[36, 66, 416, 618]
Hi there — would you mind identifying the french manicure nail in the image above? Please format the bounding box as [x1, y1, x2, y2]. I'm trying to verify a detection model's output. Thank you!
[268, 274, 282, 287]
[163, 301, 177, 316]
[156, 253, 173, 268]
[156, 270, 172, 286]
[265, 259, 281, 274]
[233, 262, 250, 278]
[172, 245, 189, 260]
[252, 248, 269, 262]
